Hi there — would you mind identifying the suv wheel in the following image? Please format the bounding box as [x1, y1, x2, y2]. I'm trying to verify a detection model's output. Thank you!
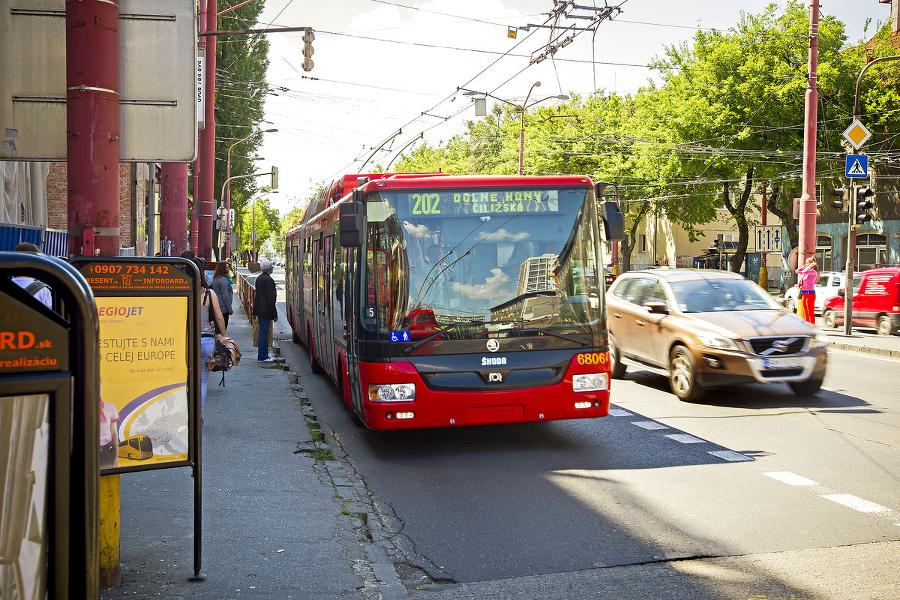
[877, 315, 896, 336]
[822, 309, 837, 329]
[786, 297, 796, 313]
[669, 346, 703, 402]
[789, 376, 824, 396]
[609, 336, 626, 379]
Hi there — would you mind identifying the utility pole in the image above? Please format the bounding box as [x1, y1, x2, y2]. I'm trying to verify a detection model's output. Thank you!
[196, 0, 218, 261]
[759, 181, 768, 289]
[798, 0, 820, 267]
[66, 0, 120, 258]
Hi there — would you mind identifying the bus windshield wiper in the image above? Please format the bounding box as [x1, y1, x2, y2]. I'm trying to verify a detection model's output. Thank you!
[513, 328, 591, 347]
[402, 320, 486, 354]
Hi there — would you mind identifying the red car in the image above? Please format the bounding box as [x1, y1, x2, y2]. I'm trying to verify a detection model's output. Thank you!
[822, 267, 900, 335]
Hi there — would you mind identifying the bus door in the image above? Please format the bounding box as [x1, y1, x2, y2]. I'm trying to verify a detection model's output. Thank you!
[312, 234, 323, 356]
[321, 235, 335, 375]
[343, 246, 364, 417]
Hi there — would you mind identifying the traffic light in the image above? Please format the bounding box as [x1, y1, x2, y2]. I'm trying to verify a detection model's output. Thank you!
[830, 186, 848, 214]
[302, 29, 315, 72]
[856, 186, 874, 224]
[271, 166, 279, 191]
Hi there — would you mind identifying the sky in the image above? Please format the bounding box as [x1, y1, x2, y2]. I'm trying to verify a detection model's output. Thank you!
[253, 0, 892, 216]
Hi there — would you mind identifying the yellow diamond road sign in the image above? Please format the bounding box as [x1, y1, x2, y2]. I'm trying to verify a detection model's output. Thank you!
[843, 119, 872, 149]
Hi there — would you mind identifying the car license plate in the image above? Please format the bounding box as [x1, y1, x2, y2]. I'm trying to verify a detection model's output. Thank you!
[763, 357, 804, 369]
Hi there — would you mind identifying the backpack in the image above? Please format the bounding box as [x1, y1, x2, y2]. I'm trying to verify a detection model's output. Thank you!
[24, 279, 49, 296]
[206, 335, 242, 386]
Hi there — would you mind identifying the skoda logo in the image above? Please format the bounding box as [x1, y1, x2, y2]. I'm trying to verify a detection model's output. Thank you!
[488, 372, 503, 383]
[486, 339, 500, 353]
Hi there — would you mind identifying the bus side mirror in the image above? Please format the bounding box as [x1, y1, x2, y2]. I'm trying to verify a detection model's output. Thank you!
[600, 201, 625, 242]
[837, 288, 845, 297]
[339, 201, 364, 247]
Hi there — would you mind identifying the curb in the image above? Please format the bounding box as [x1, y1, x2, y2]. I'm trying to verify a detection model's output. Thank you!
[273, 339, 412, 600]
[826, 340, 900, 359]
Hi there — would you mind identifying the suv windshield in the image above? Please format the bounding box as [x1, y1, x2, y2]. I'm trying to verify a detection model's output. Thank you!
[361, 186, 607, 341]
[669, 278, 781, 313]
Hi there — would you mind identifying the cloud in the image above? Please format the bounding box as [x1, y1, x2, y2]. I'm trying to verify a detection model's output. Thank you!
[477, 228, 529, 242]
[402, 221, 432, 238]
[452, 268, 512, 301]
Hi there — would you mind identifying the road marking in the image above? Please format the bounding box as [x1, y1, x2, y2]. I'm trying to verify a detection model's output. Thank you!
[763, 471, 819, 486]
[821, 494, 891, 514]
[666, 433, 705, 444]
[632, 420, 668, 430]
[708, 450, 753, 462]
[608, 408, 632, 417]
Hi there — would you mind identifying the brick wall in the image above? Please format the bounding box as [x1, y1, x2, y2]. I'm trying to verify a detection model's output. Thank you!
[46, 161, 141, 250]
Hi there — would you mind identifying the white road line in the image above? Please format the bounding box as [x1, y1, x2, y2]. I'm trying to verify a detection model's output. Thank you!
[708, 450, 753, 462]
[763, 471, 820, 486]
[608, 408, 632, 417]
[632, 420, 668, 430]
[666, 433, 705, 444]
[821, 494, 892, 514]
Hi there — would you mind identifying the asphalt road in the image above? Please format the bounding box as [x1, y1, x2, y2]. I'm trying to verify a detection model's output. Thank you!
[268, 268, 900, 599]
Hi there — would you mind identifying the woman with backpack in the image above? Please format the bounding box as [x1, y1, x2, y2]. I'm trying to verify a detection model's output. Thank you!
[195, 258, 227, 410]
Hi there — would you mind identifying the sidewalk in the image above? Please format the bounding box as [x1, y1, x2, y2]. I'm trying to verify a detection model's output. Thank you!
[100, 293, 406, 600]
[817, 321, 900, 359]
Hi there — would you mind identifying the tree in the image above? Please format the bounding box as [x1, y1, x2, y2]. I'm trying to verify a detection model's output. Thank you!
[647, 0, 852, 271]
[239, 197, 279, 258]
[213, 2, 270, 245]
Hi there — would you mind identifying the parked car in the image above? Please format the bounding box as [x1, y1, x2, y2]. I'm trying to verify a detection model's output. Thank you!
[783, 271, 845, 314]
[606, 269, 828, 401]
[822, 267, 900, 335]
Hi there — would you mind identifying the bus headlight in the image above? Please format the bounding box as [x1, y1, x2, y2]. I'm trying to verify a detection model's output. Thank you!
[572, 373, 608, 392]
[368, 383, 416, 402]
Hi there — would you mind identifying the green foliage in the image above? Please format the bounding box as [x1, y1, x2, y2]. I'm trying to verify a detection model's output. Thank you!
[392, 2, 899, 272]
[213, 2, 271, 224]
[238, 197, 279, 256]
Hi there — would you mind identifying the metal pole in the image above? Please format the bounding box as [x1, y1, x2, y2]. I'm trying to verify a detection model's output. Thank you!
[198, 0, 218, 261]
[519, 82, 540, 176]
[798, 0, 820, 267]
[759, 181, 768, 288]
[66, 0, 120, 258]
[843, 181, 857, 335]
[160, 163, 189, 256]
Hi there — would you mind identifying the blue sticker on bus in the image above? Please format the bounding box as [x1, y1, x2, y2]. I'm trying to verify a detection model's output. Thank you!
[390, 331, 412, 342]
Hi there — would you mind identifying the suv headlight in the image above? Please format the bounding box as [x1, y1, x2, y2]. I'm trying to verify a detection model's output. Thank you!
[696, 332, 740, 351]
[809, 333, 828, 349]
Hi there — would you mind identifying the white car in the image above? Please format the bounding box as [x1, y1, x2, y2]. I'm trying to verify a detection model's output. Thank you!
[783, 271, 845, 315]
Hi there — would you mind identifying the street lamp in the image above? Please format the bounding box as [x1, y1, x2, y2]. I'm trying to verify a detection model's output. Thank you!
[225, 128, 277, 259]
[463, 83, 569, 175]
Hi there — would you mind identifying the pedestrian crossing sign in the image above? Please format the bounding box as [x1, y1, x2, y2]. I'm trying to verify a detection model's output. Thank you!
[845, 154, 868, 178]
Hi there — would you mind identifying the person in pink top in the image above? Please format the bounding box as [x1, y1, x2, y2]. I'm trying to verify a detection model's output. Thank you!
[795, 256, 819, 324]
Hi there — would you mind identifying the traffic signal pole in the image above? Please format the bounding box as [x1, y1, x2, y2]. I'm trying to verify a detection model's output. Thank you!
[798, 0, 820, 267]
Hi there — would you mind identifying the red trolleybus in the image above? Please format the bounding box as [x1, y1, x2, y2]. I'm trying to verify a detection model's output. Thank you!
[285, 173, 625, 430]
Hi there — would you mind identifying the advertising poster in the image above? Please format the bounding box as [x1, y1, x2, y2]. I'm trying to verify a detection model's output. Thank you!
[0, 393, 49, 600]
[97, 296, 189, 471]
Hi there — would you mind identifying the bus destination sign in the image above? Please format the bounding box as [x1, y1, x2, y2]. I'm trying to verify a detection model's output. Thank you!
[405, 189, 560, 216]
[80, 262, 192, 292]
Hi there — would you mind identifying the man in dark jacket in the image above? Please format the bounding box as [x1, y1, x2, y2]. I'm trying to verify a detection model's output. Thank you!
[253, 259, 278, 362]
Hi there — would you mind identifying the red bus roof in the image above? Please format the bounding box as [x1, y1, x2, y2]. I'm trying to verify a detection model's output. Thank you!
[361, 174, 594, 191]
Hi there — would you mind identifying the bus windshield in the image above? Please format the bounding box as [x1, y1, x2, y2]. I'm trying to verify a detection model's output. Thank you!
[361, 186, 607, 343]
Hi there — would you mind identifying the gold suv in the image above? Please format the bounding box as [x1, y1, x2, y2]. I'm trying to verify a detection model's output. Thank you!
[606, 269, 828, 401]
